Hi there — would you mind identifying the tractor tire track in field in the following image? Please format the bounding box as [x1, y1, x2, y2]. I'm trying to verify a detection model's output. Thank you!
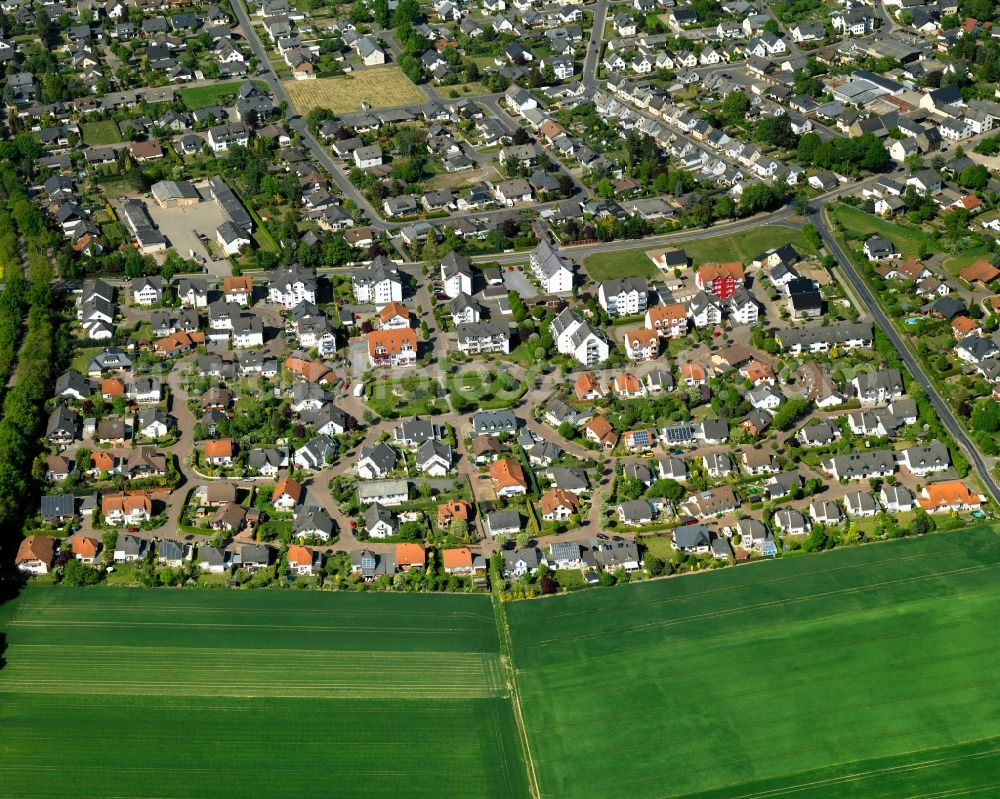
[530, 541, 1000, 624]
[654, 744, 1000, 799]
[530, 561, 1000, 647]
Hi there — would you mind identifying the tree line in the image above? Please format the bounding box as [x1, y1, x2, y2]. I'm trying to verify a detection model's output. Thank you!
[0, 159, 69, 571]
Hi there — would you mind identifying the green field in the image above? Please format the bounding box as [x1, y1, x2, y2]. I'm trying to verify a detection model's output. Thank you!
[177, 81, 258, 109]
[584, 225, 817, 280]
[6, 529, 1000, 798]
[830, 203, 943, 260]
[0, 589, 529, 798]
[80, 120, 121, 146]
[506, 527, 1000, 799]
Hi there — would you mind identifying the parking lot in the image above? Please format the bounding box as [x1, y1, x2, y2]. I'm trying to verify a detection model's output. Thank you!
[502, 267, 537, 299]
[145, 197, 231, 276]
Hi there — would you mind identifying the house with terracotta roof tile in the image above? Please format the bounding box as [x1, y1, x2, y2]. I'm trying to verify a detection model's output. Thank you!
[918, 481, 985, 513]
[102, 493, 152, 526]
[696, 261, 744, 299]
[204, 438, 236, 466]
[16, 535, 56, 574]
[69, 534, 101, 564]
[287, 544, 321, 575]
[378, 301, 412, 330]
[583, 415, 618, 448]
[612, 373, 644, 398]
[645, 304, 688, 338]
[624, 429, 656, 451]
[367, 328, 418, 368]
[272, 476, 303, 511]
[951, 316, 982, 340]
[680, 361, 707, 385]
[574, 372, 604, 401]
[155, 330, 205, 357]
[960, 259, 1000, 287]
[742, 360, 775, 385]
[539, 488, 580, 520]
[437, 499, 472, 527]
[622, 328, 659, 361]
[396, 543, 426, 571]
[442, 546, 475, 574]
[224, 275, 253, 305]
[489, 457, 528, 497]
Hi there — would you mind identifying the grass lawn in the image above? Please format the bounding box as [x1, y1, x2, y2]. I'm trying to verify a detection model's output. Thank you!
[177, 81, 246, 109]
[830, 203, 943, 260]
[671, 224, 819, 266]
[366, 375, 447, 417]
[583, 248, 660, 280]
[70, 345, 102, 373]
[80, 120, 121, 146]
[446, 370, 525, 410]
[583, 225, 817, 280]
[284, 68, 426, 115]
[0, 589, 529, 799]
[506, 526, 1000, 799]
[439, 81, 491, 97]
[942, 241, 993, 277]
[636, 533, 675, 560]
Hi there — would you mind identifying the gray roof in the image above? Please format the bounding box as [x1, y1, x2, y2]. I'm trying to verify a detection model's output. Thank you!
[502, 546, 539, 569]
[364, 501, 397, 531]
[777, 322, 872, 350]
[359, 441, 398, 473]
[416, 439, 451, 468]
[902, 441, 949, 471]
[294, 508, 335, 537]
[158, 539, 184, 560]
[487, 510, 522, 532]
[619, 499, 655, 523]
[199, 545, 227, 566]
[55, 369, 91, 398]
[549, 541, 582, 561]
[547, 467, 588, 491]
[825, 450, 896, 478]
[774, 508, 806, 529]
[395, 417, 439, 446]
[471, 410, 518, 435]
[854, 368, 903, 396]
[357, 480, 409, 503]
[41, 494, 74, 518]
[674, 523, 711, 549]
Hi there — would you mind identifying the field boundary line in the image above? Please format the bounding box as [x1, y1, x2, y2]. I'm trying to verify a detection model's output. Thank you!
[491, 584, 541, 799]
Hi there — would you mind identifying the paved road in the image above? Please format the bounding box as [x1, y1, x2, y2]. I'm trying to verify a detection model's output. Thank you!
[230, 0, 388, 225]
[582, 0, 609, 88]
[815, 208, 1000, 507]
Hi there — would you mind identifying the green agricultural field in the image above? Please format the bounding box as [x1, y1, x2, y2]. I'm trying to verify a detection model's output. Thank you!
[0, 589, 529, 799]
[506, 526, 1000, 799]
[584, 225, 817, 280]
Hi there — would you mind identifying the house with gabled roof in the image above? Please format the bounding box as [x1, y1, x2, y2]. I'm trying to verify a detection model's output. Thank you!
[490, 457, 528, 497]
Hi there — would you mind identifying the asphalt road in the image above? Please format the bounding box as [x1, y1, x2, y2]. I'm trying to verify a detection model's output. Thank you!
[230, 0, 389, 225]
[582, 0, 609, 88]
[815, 209, 1000, 506]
